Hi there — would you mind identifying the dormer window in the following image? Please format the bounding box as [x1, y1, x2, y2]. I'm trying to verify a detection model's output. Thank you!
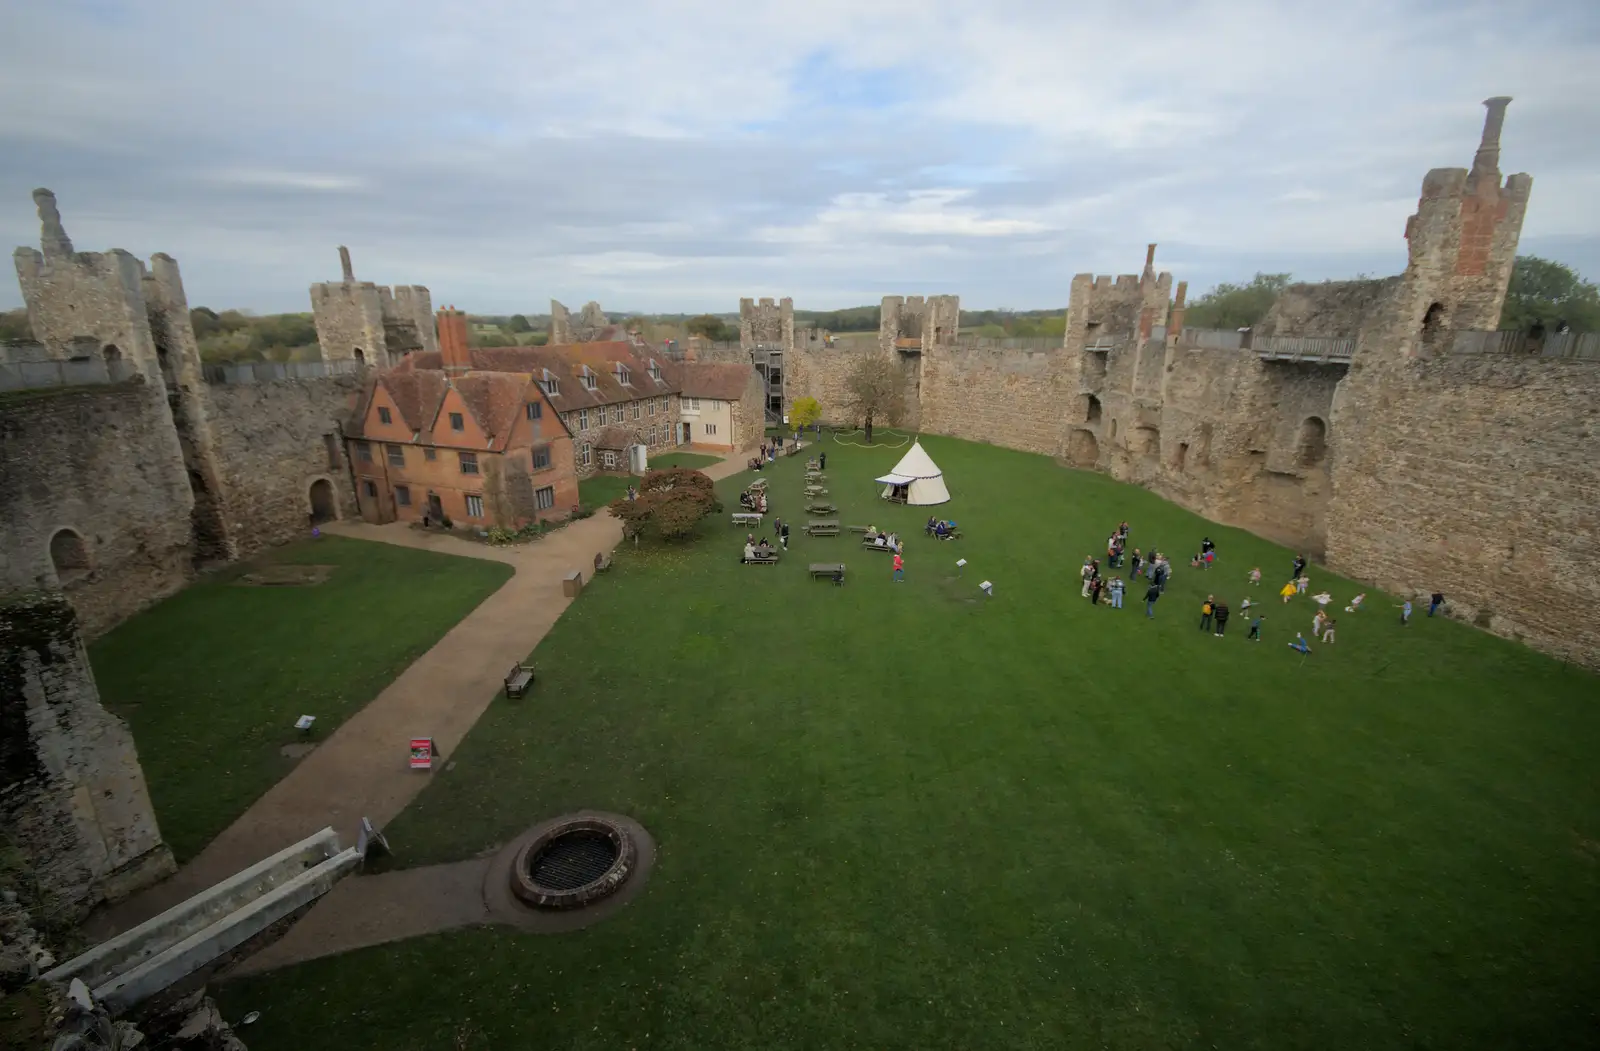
[581, 367, 598, 391]
[648, 359, 662, 383]
[615, 363, 631, 386]
[541, 368, 560, 396]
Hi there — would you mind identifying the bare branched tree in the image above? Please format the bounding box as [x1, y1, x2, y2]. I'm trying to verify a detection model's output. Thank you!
[844, 354, 905, 444]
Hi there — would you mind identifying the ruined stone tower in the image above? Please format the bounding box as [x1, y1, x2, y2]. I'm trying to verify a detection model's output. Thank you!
[549, 300, 609, 344]
[739, 297, 794, 421]
[308, 247, 437, 365]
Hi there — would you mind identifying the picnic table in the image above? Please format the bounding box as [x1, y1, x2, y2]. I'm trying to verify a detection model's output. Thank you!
[731, 512, 763, 526]
[806, 519, 840, 536]
[809, 562, 845, 584]
[862, 536, 894, 552]
[805, 503, 836, 515]
[745, 478, 768, 492]
[742, 549, 780, 565]
[805, 458, 821, 470]
[804, 486, 828, 496]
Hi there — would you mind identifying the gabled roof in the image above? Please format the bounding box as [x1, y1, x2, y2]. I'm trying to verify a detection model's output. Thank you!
[349, 368, 554, 452]
[453, 372, 533, 450]
[591, 424, 641, 449]
[463, 341, 677, 410]
[677, 362, 756, 402]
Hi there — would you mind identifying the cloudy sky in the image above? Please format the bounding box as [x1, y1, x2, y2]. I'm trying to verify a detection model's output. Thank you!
[1, 0, 1597, 315]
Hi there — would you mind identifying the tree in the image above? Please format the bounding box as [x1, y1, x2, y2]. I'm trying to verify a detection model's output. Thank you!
[0, 309, 33, 341]
[1499, 256, 1600, 332]
[607, 467, 721, 541]
[789, 395, 822, 431]
[686, 314, 735, 342]
[506, 314, 532, 333]
[843, 355, 905, 444]
[1183, 273, 1292, 330]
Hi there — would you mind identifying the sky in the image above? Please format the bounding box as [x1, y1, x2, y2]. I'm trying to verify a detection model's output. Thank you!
[1, 0, 1597, 315]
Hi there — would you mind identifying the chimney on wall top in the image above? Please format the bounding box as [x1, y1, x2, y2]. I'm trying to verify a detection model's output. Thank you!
[438, 307, 471, 372]
[338, 245, 355, 282]
[1471, 96, 1512, 185]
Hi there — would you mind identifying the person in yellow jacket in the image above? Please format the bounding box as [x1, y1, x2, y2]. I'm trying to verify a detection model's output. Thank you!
[1279, 580, 1298, 603]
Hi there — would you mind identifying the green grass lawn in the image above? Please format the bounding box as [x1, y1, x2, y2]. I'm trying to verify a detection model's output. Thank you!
[89, 536, 511, 862]
[578, 452, 726, 507]
[220, 436, 1599, 1050]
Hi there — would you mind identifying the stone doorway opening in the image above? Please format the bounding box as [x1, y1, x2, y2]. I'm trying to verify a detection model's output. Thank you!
[309, 479, 338, 524]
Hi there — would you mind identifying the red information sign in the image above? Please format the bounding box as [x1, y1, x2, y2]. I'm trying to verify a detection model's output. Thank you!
[409, 737, 435, 770]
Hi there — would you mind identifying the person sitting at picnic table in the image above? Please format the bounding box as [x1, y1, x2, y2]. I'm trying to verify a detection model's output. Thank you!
[743, 541, 756, 561]
[873, 532, 887, 547]
[757, 493, 768, 513]
[925, 516, 938, 536]
[935, 520, 953, 540]
[758, 537, 771, 552]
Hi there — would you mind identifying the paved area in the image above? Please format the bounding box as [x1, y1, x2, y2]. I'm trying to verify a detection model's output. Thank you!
[88, 446, 767, 941]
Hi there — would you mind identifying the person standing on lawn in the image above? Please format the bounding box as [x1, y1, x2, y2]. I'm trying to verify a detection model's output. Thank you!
[1213, 599, 1231, 636]
[1248, 613, 1264, 641]
[1199, 596, 1215, 632]
[1145, 581, 1161, 618]
[1109, 575, 1124, 609]
[1398, 599, 1412, 625]
[892, 551, 904, 582]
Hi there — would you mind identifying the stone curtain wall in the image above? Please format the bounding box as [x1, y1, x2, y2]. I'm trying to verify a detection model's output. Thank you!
[919, 344, 1067, 455]
[205, 374, 364, 556]
[1255, 278, 1399, 338]
[734, 367, 765, 449]
[310, 281, 388, 363]
[0, 592, 175, 919]
[0, 384, 194, 637]
[786, 342, 872, 426]
[1327, 354, 1600, 667]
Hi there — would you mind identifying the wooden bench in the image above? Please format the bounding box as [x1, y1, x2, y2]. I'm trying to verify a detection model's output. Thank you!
[804, 459, 821, 470]
[742, 550, 780, 565]
[847, 524, 869, 533]
[504, 662, 535, 699]
[862, 537, 894, 551]
[804, 486, 828, 496]
[594, 552, 612, 573]
[810, 562, 845, 584]
[731, 512, 764, 526]
[807, 519, 840, 537]
[805, 502, 836, 515]
[746, 478, 768, 492]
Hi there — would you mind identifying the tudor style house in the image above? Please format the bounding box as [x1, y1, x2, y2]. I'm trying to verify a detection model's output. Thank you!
[454, 341, 683, 478]
[346, 308, 580, 527]
[676, 362, 765, 453]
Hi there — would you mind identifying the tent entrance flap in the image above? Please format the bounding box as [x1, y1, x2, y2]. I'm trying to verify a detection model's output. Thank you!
[875, 473, 914, 485]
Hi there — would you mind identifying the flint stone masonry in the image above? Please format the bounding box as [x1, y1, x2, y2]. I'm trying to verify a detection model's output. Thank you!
[0, 383, 194, 636]
[205, 375, 363, 556]
[1255, 278, 1399, 338]
[550, 299, 609, 344]
[739, 296, 794, 349]
[0, 592, 175, 921]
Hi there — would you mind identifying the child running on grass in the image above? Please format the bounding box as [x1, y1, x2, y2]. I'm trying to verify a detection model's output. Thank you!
[1288, 632, 1311, 655]
[1249, 566, 1261, 587]
[1280, 580, 1298, 603]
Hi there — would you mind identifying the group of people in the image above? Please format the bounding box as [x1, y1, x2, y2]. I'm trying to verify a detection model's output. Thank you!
[924, 517, 958, 540]
[1080, 523, 1176, 617]
[1189, 537, 1217, 569]
[742, 535, 777, 561]
[865, 526, 903, 554]
[738, 488, 768, 513]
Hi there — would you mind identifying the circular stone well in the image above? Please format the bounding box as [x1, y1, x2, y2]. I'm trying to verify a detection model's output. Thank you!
[484, 811, 655, 933]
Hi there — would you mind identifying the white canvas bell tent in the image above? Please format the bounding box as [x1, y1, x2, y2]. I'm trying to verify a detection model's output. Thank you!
[875, 440, 950, 505]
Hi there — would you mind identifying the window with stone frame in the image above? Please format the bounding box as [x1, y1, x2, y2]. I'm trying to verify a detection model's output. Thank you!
[465, 494, 484, 518]
[459, 451, 480, 475]
[632, 401, 642, 420]
[602, 450, 617, 469]
[648, 398, 657, 416]
[578, 408, 589, 430]
[532, 445, 551, 470]
[378, 406, 392, 424]
[535, 485, 555, 510]
[580, 442, 592, 467]
[387, 444, 405, 468]
[658, 396, 668, 413]
[612, 404, 624, 424]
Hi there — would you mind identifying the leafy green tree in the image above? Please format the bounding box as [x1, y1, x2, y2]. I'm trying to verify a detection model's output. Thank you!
[1499, 256, 1600, 332]
[686, 314, 735, 341]
[844, 354, 905, 443]
[1183, 273, 1292, 329]
[0, 308, 34, 341]
[506, 314, 532, 333]
[789, 395, 822, 430]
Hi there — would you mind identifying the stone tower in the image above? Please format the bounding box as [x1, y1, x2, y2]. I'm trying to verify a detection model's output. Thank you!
[1388, 97, 1532, 352]
[308, 247, 436, 365]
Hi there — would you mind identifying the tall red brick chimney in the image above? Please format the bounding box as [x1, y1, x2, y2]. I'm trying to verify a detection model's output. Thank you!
[438, 306, 471, 372]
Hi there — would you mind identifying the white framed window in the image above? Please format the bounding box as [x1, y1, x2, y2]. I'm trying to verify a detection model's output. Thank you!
[535, 485, 554, 510]
[581, 368, 597, 391]
[465, 494, 484, 518]
[602, 450, 617, 469]
[648, 398, 657, 416]
[649, 359, 662, 382]
[682, 397, 699, 413]
[659, 396, 669, 413]
[612, 404, 624, 424]
[616, 364, 631, 386]
[531, 445, 551, 470]
[580, 442, 592, 467]
[578, 408, 589, 430]
[705, 423, 717, 436]
[542, 369, 559, 396]
[357, 441, 373, 462]
[631, 401, 641, 420]
[387, 444, 405, 467]
[459, 451, 479, 475]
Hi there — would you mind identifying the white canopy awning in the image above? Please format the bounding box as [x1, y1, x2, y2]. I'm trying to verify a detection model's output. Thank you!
[875, 473, 915, 485]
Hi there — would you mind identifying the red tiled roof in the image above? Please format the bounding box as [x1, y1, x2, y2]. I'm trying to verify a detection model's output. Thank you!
[453, 372, 531, 450]
[465, 342, 677, 410]
[678, 362, 756, 402]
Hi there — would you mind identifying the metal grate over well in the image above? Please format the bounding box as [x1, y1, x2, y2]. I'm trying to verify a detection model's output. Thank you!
[528, 830, 620, 891]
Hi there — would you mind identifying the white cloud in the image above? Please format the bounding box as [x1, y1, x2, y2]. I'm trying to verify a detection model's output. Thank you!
[0, 0, 1597, 311]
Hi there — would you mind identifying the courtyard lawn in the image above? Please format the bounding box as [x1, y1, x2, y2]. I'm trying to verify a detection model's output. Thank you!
[221, 435, 1600, 1051]
[89, 536, 511, 862]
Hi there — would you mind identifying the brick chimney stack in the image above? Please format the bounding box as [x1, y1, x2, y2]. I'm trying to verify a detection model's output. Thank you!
[438, 306, 472, 372]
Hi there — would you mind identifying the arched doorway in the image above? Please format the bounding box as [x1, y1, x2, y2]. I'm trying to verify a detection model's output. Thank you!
[309, 478, 337, 523]
[1297, 417, 1328, 466]
[1086, 394, 1103, 424]
[1420, 302, 1446, 352]
[50, 528, 91, 584]
[353, 348, 366, 366]
[102, 344, 122, 371]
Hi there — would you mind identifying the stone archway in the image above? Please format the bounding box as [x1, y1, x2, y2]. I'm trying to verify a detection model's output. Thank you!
[1067, 428, 1099, 467]
[309, 478, 338, 523]
[50, 527, 91, 584]
[1297, 417, 1328, 466]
